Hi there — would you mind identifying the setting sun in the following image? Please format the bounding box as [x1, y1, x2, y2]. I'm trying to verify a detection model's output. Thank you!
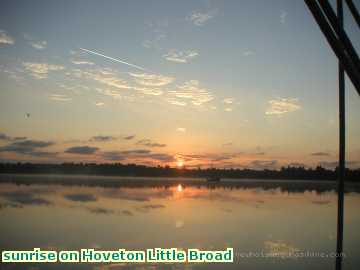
[177, 160, 184, 168]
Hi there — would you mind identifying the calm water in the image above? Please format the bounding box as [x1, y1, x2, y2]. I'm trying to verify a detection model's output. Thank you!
[0, 175, 360, 270]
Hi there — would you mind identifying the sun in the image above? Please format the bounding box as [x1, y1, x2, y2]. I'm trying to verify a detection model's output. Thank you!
[177, 160, 184, 168]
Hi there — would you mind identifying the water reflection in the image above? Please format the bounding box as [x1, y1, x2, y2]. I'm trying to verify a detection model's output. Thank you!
[0, 177, 360, 270]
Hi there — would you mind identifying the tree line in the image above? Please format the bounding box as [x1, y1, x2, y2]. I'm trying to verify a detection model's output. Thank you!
[0, 162, 359, 181]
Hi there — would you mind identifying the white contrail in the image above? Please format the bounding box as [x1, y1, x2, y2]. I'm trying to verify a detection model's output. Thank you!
[79, 48, 145, 71]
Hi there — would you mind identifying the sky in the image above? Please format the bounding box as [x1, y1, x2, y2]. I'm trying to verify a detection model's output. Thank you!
[0, 0, 359, 170]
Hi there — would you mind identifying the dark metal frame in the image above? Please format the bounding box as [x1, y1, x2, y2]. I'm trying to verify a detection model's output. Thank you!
[304, 0, 360, 269]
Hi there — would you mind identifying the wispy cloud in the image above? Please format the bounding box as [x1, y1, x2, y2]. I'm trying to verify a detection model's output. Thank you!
[95, 102, 105, 106]
[280, 11, 287, 24]
[90, 135, 117, 142]
[249, 160, 278, 170]
[167, 80, 214, 106]
[176, 128, 186, 132]
[73, 68, 132, 90]
[0, 139, 56, 157]
[23, 62, 64, 79]
[311, 152, 330, 156]
[187, 11, 216, 26]
[136, 139, 166, 148]
[23, 34, 47, 49]
[73, 68, 167, 98]
[65, 146, 99, 155]
[265, 98, 301, 116]
[123, 135, 135, 140]
[142, 19, 168, 50]
[102, 149, 174, 163]
[163, 49, 199, 63]
[71, 59, 94, 65]
[0, 133, 27, 141]
[80, 48, 145, 71]
[0, 30, 14, 44]
[243, 50, 255, 57]
[222, 142, 233, 147]
[129, 73, 174, 87]
[223, 98, 234, 104]
[49, 94, 72, 102]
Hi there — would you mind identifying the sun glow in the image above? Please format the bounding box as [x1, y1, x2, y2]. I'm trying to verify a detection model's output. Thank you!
[177, 184, 182, 192]
[177, 160, 184, 168]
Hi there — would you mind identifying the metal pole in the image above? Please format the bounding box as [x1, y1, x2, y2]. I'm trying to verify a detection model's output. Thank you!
[336, 0, 345, 269]
[345, 0, 360, 29]
[304, 0, 360, 95]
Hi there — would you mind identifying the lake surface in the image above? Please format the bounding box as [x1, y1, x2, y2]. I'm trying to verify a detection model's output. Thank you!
[0, 175, 360, 270]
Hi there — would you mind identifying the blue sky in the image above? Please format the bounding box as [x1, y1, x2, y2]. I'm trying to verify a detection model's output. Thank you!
[0, 0, 359, 169]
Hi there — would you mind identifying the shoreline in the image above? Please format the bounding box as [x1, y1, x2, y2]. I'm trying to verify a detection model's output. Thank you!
[1, 173, 359, 192]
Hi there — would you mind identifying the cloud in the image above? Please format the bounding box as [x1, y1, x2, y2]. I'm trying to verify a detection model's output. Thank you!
[49, 94, 72, 102]
[166, 99, 187, 106]
[129, 72, 174, 87]
[92, 72, 131, 90]
[96, 88, 122, 100]
[123, 135, 135, 140]
[311, 152, 330, 156]
[71, 59, 94, 65]
[0, 30, 14, 44]
[133, 86, 163, 96]
[280, 11, 287, 24]
[23, 34, 47, 49]
[249, 160, 278, 170]
[65, 146, 99, 155]
[86, 207, 115, 215]
[29, 40, 47, 50]
[73, 68, 132, 90]
[265, 98, 301, 116]
[163, 49, 199, 63]
[23, 62, 64, 79]
[224, 108, 233, 112]
[146, 153, 174, 161]
[102, 149, 174, 162]
[187, 11, 216, 26]
[223, 98, 234, 104]
[176, 128, 186, 132]
[222, 142, 233, 147]
[136, 139, 166, 148]
[90, 135, 117, 142]
[175, 220, 184, 228]
[243, 50, 255, 56]
[167, 80, 214, 106]
[142, 34, 166, 50]
[64, 193, 97, 202]
[102, 149, 151, 161]
[178, 152, 244, 163]
[0, 133, 27, 141]
[0, 140, 55, 157]
[95, 102, 105, 106]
